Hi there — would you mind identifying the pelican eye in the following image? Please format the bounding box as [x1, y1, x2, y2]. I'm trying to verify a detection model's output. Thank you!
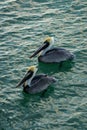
[44, 40, 50, 47]
[26, 70, 33, 79]
[44, 40, 49, 44]
[27, 70, 33, 74]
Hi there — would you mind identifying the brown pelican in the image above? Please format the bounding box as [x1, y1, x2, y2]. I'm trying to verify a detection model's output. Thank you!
[16, 66, 56, 94]
[30, 37, 74, 63]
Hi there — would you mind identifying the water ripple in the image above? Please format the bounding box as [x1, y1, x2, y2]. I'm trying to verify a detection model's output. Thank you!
[0, 0, 87, 130]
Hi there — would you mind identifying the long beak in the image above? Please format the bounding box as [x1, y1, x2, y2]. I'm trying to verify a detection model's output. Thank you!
[16, 71, 32, 87]
[30, 42, 48, 58]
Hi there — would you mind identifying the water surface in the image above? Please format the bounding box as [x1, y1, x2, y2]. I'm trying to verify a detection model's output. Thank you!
[0, 0, 87, 130]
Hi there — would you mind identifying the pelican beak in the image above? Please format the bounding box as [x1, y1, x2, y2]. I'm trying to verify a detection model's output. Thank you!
[30, 41, 49, 58]
[16, 71, 33, 87]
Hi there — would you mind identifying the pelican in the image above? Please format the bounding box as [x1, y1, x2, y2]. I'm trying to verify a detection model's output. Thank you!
[30, 37, 74, 63]
[16, 66, 56, 94]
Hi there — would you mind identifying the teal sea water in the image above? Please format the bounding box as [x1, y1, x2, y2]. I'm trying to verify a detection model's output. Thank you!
[0, 0, 87, 130]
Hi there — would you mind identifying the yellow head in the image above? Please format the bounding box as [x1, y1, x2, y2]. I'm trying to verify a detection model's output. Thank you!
[27, 66, 37, 72]
[29, 37, 54, 58]
[44, 37, 51, 43]
[44, 37, 54, 45]
[16, 66, 38, 88]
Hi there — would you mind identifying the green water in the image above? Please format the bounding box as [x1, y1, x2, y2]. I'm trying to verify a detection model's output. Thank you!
[0, 0, 87, 130]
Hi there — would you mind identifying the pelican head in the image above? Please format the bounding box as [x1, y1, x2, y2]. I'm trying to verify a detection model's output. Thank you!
[16, 66, 38, 87]
[30, 37, 54, 58]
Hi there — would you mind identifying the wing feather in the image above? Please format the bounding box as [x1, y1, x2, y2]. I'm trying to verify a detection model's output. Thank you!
[28, 75, 52, 94]
[39, 48, 74, 63]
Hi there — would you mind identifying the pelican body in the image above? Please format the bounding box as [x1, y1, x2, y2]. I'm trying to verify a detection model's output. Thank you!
[16, 66, 56, 94]
[30, 37, 74, 63]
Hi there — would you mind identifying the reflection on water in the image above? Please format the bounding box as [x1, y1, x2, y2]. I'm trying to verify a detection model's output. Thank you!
[38, 60, 75, 74]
